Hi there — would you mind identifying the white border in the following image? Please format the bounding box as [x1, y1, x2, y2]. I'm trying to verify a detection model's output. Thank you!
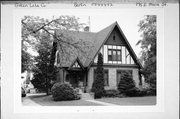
[13, 8, 164, 113]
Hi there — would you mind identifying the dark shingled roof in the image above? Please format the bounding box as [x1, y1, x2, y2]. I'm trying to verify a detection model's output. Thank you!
[55, 22, 142, 69]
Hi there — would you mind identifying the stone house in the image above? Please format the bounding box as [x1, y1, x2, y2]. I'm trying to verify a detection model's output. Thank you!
[54, 21, 142, 92]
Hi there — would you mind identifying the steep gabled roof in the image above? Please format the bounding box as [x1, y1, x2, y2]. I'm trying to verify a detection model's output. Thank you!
[84, 22, 116, 66]
[55, 22, 142, 69]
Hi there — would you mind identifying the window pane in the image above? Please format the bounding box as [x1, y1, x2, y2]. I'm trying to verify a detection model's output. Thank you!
[117, 50, 121, 61]
[108, 50, 111, 55]
[112, 51, 116, 61]
[117, 72, 121, 86]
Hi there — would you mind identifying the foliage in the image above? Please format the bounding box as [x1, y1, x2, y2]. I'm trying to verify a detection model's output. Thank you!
[51, 83, 80, 101]
[104, 90, 119, 97]
[91, 53, 105, 99]
[118, 71, 136, 94]
[21, 87, 26, 97]
[22, 16, 88, 94]
[30, 32, 53, 93]
[124, 87, 140, 97]
[137, 15, 156, 92]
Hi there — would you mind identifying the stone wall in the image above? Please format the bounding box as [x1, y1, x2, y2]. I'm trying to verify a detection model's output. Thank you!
[87, 67, 140, 91]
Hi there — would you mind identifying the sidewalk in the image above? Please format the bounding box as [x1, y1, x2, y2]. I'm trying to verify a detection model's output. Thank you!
[22, 93, 46, 106]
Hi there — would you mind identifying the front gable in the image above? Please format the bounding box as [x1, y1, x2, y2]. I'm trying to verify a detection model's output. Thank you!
[68, 57, 84, 70]
[104, 26, 126, 46]
[92, 22, 142, 68]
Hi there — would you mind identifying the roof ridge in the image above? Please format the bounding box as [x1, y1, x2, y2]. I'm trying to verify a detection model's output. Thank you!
[97, 21, 117, 33]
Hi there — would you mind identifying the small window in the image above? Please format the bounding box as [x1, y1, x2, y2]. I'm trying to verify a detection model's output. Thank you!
[104, 70, 109, 86]
[113, 35, 115, 41]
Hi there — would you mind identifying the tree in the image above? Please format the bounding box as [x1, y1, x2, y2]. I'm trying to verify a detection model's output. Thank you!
[117, 71, 135, 94]
[137, 15, 156, 91]
[31, 31, 52, 94]
[22, 16, 89, 94]
[21, 50, 32, 72]
[91, 53, 105, 99]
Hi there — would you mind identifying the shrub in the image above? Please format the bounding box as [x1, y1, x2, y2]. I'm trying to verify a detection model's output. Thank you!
[51, 83, 80, 101]
[125, 87, 140, 97]
[21, 87, 26, 97]
[91, 53, 105, 99]
[146, 87, 156, 96]
[104, 90, 119, 97]
[125, 87, 149, 97]
[118, 72, 136, 94]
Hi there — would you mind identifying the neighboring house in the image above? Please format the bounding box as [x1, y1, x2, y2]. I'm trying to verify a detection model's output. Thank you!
[54, 21, 142, 92]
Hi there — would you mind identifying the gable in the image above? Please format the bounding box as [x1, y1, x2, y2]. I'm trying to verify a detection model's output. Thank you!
[90, 22, 142, 68]
[72, 62, 80, 68]
[68, 57, 84, 70]
[105, 26, 126, 46]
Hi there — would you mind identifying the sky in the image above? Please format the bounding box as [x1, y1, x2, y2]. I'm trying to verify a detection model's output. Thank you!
[26, 9, 147, 57]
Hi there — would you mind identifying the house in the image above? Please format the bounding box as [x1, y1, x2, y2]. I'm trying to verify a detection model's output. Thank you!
[54, 21, 142, 93]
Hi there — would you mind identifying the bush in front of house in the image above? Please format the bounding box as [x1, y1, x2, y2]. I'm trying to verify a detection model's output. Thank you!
[104, 89, 119, 97]
[51, 83, 80, 101]
[124, 87, 141, 97]
[118, 72, 136, 95]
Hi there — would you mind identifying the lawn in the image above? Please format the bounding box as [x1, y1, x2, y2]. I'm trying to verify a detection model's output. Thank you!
[27, 94, 103, 106]
[24, 93, 156, 106]
[95, 96, 156, 105]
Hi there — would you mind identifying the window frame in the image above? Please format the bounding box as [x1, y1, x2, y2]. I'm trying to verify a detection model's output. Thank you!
[108, 48, 122, 62]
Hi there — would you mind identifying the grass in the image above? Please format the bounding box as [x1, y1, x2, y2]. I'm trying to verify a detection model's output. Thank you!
[96, 96, 156, 105]
[24, 93, 156, 106]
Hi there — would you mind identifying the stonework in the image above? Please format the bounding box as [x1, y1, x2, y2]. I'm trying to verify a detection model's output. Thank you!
[87, 67, 140, 91]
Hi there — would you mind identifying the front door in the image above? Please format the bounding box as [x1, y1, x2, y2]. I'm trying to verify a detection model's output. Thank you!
[70, 74, 79, 88]
[68, 72, 84, 88]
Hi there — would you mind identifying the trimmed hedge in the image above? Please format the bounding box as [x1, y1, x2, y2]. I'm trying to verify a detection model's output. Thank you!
[51, 83, 80, 101]
[104, 90, 119, 97]
[125, 87, 148, 97]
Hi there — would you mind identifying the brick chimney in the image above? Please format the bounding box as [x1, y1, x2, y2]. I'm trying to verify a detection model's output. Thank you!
[84, 26, 90, 32]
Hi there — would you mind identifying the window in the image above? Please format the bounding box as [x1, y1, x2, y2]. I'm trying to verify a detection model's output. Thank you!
[113, 35, 116, 41]
[104, 70, 109, 86]
[108, 50, 112, 61]
[94, 69, 109, 86]
[108, 48, 122, 61]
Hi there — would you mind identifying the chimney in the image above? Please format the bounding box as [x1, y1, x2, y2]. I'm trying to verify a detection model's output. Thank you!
[84, 26, 90, 32]
[84, 16, 91, 32]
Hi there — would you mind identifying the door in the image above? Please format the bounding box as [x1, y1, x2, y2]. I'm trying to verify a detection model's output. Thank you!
[69, 74, 79, 88]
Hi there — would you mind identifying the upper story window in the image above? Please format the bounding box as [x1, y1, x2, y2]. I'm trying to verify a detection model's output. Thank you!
[108, 48, 122, 61]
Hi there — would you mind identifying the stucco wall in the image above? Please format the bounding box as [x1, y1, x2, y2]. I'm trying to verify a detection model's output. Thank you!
[87, 67, 140, 91]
